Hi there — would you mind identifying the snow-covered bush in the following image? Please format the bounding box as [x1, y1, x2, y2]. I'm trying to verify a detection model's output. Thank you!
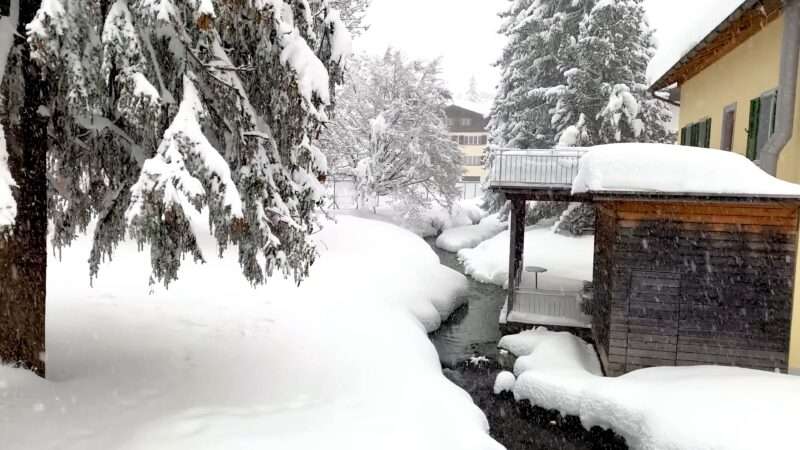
[27, 0, 351, 286]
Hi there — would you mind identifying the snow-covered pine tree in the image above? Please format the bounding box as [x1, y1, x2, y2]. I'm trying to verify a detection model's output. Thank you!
[320, 51, 462, 217]
[546, 0, 673, 235]
[483, 0, 592, 217]
[489, 0, 591, 150]
[23, 0, 351, 291]
[466, 75, 481, 103]
[553, 0, 674, 146]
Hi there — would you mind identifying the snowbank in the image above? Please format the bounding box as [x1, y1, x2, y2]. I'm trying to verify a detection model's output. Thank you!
[573, 143, 800, 197]
[0, 216, 499, 450]
[459, 226, 594, 287]
[499, 328, 800, 450]
[435, 215, 506, 253]
[343, 197, 487, 238]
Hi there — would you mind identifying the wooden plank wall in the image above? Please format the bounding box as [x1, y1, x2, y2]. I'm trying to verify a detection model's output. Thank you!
[596, 201, 798, 376]
[589, 205, 616, 371]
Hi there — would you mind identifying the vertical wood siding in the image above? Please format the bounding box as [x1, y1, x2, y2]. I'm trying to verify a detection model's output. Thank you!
[594, 201, 799, 375]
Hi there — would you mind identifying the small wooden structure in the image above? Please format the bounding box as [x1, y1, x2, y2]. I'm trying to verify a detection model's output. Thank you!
[591, 195, 798, 375]
[490, 151, 800, 375]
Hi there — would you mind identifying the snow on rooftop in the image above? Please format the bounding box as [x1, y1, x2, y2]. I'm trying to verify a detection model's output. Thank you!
[571, 143, 800, 198]
[647, 0, 745, 85]
[451, 98, 492, 118]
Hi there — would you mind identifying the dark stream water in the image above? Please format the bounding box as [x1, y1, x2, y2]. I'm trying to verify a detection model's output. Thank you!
[426, 238, 506, 369]
[426, 238, 627, 450]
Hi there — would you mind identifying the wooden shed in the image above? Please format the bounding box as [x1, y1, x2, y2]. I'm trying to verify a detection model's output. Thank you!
[590, 195, 799, 375]
[488, 145, 800, 376]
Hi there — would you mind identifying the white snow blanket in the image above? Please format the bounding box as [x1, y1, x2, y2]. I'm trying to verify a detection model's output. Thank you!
[343, 198, 487, 238]
[573, 143, 800, 196]
[647, 0, 746, 83]
[436, 215, 506, 253]
[0, 216, 501, 450]
[459, 226, 594, 287]
[499, 328, 800, 450]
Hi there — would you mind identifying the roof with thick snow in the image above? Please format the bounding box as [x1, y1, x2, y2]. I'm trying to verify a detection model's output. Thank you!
[488, 144, 800, 201]
[572, 144, 800, 199]
[649, 0, 783, 92]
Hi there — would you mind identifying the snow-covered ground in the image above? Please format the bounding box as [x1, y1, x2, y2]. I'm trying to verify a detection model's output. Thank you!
[340, 197, 487, 238]
[435, 215, 506, 253]
[497, 328, 800, 450]
[459, 226, 594, 288]
[0, 216, 502, 450]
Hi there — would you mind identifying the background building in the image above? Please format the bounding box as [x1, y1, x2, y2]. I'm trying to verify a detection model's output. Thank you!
[445, 104, 490, 199]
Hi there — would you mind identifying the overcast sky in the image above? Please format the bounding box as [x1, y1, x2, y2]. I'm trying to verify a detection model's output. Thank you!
[353, 0, 720, 98]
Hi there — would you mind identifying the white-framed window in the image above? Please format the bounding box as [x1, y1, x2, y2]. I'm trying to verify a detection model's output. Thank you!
[460, 118, 472, 127]
[463, 155, 483, 166]
[454, 135, 489, 146]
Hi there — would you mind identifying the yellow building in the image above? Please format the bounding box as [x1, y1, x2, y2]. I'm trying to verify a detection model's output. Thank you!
[445, 104, 490, 199]
[650, 0, 800, 374]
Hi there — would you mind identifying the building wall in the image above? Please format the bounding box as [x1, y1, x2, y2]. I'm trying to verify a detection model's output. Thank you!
[677, 14, 800, 372]
[446, 105, 490, 182]
[453, 132, 488, 178]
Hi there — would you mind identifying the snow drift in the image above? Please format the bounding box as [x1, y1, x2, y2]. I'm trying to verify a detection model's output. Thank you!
[499, 328, 800, 450]
[0, 215, 499, 450]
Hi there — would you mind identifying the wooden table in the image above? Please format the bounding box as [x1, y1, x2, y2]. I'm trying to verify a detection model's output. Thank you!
[525, 266, 548, 289]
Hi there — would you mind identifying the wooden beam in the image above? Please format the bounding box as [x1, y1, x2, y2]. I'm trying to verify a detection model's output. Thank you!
[507, 198, 526, 320]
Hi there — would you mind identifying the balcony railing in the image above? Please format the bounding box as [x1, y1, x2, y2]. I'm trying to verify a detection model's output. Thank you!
[488, 148, 588, 189]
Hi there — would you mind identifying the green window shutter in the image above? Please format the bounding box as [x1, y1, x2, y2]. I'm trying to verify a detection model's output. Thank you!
[697, 122, 706, 148]
[689, 123, 700, 147]
[746, 98, 761, 160]
[703, 118, 712, 148]
[680, 127, 687, 145]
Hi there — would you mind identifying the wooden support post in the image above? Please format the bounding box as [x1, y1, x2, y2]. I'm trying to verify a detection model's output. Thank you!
[507, 198, 526, 320]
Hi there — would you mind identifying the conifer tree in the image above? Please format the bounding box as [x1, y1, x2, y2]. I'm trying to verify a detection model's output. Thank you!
[484, 0, 592, 215]
[0, 0, 353, 375]
[27, 0, 351, 286]
[0, 0, 49, 377]
[485, 0, 674, 234]
[489, 0, 591, 150]
[553, 0, 674, 146]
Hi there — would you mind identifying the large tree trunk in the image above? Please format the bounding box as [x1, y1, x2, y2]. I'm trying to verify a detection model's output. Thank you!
[0, 1, 47, 378]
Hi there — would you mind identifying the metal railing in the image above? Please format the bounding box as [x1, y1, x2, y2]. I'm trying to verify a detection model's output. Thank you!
[488, 148, 588, 188]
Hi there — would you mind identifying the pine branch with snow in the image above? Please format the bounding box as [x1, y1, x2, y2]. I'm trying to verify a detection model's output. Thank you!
[27, 0, 352, 286]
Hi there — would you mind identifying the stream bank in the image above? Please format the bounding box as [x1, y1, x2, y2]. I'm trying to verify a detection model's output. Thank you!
[427, 238, 627, 450]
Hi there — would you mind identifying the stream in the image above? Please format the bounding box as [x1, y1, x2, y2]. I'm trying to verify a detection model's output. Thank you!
[426, 238, 627, 450]
[426, 238, 506, 369]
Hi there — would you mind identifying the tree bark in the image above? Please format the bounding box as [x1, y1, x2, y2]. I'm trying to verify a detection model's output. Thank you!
[0, 1, 47, 378]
